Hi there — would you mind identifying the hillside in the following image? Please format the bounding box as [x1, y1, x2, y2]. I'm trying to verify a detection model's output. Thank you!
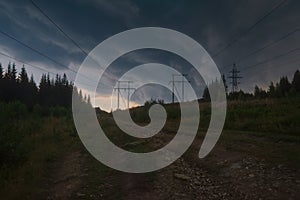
[0, 98, 299, 199]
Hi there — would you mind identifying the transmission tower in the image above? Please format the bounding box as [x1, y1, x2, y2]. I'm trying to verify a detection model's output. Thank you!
[228, 63, 242, 93]
[114, 81, 135, 109]
[169, 74, 189, 103]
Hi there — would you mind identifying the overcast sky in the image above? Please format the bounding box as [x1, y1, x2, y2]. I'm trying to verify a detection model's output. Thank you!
[0, 0, 299, 110]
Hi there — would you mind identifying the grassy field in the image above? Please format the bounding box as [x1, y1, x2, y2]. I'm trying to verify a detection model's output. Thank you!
[0, 98, 299, 199]
[129, 97, 300, 168]
[154, 97, 300, 134]
[0, 102, 79, 199]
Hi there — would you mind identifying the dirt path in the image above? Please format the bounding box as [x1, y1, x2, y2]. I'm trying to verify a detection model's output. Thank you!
[45, 151, 84, 200]
[44, 132, 300, 200]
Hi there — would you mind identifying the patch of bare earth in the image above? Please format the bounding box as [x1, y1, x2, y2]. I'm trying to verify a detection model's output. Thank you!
[43, 132, 299, 200]
[44, 151, 84, 200]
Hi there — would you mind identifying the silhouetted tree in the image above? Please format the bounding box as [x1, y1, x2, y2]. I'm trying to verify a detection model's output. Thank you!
[202, 86, 210, 101]
[228, 90, 253, 100]
[277, 76, 291, 97]
[268, 81, 276, 98]
[203, 78, 228, 101]
[2, 62, 18, 102]
[0, 63, 88, 108]
[292, 70, 300, 93]
[0, 63, 3, 79]
[5, 62, 11, 80]
[254, 85, 267, 99]
[87, 95, 91, 105]
[19, 65, 29, 84]
[11, 63, 17, 80]
[17, 66, 37, 107]
[0, 63, 3, 101]
[28, 74, 38, 106]
[222, 74, 228, 95]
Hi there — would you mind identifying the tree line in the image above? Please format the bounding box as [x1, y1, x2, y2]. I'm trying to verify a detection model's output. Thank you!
[0, 62, 89, 108]
[253, 70, 300, 99]
[202, 70, 300, 100]
[1, 62, 299, 106]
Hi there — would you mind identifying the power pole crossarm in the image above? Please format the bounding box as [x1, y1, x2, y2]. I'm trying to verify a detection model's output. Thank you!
[114, 81, 135, 109]
[169, 74, 189, 103]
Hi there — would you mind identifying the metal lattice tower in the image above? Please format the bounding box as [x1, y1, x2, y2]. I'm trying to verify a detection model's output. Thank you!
[169, 74, 189, 103]
[114, 81, 135, 109]
[228, 63, 242, 93]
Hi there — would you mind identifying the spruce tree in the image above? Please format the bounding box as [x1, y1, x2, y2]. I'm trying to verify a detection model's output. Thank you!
[0, 63, 3, 79]
[292, 70, 300, 93]
[19, 65, 29, 84]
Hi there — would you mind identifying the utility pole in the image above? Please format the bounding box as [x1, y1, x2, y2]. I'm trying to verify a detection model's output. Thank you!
[169, 74, 189, 103]
[181, 74, 185, 102]
[117, 81, 120, 109]
[127, 81, 131, 108]
[171, 75, 175, 103]
[114, 81, 135, 109]
[228, 63, 242, 93]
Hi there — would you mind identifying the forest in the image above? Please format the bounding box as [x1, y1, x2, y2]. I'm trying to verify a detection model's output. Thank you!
[0, 62, 90, 109]
[202, 70, 300, 101]
[1, 62, 300, 109]
[0, 62, 299, 199]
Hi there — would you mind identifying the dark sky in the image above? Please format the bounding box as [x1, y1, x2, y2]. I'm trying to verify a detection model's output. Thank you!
[0, 0, 300, 109]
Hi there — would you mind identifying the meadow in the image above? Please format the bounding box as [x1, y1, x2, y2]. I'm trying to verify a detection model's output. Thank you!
[0, 97, 299, 199]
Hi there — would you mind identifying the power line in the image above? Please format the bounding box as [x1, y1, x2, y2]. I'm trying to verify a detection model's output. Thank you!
[29, 0, 88, 56]
[113, 81, 135, 109]
[0, 29, 71, 71]
[213, 0, 288, 57]
[244, 46, 300, 70]
[245, 56, 300, 75]
[0, 50, 97, 88]
[0, 51, 111, 92]
[4, 0, 291, 97]
[169, 74, 189, 103]
[28, 0, 114, 89]
[0, 51, 56, 75]
[237, 27, 300, 64]
[0, 29, 112, 89]
[224, 27, 300, 69]
[2, 0, 123, 96]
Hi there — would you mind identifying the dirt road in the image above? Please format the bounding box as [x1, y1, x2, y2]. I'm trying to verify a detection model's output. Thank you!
[45, 131, 300, 200]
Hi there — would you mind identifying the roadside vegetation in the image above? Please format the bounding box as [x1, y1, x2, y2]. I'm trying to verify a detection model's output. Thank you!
[0, 63, 299, 199]
[0, 102, 79, 199]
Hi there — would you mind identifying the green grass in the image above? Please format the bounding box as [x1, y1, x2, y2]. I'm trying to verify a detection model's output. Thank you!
[1, 97, 299, 199]
[218, 130, 300, 168]
[151, 98, 300, 134]
[0, 102, 77, 199]
[129, 98, 300, 170]
[222, 98, 300, 134]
